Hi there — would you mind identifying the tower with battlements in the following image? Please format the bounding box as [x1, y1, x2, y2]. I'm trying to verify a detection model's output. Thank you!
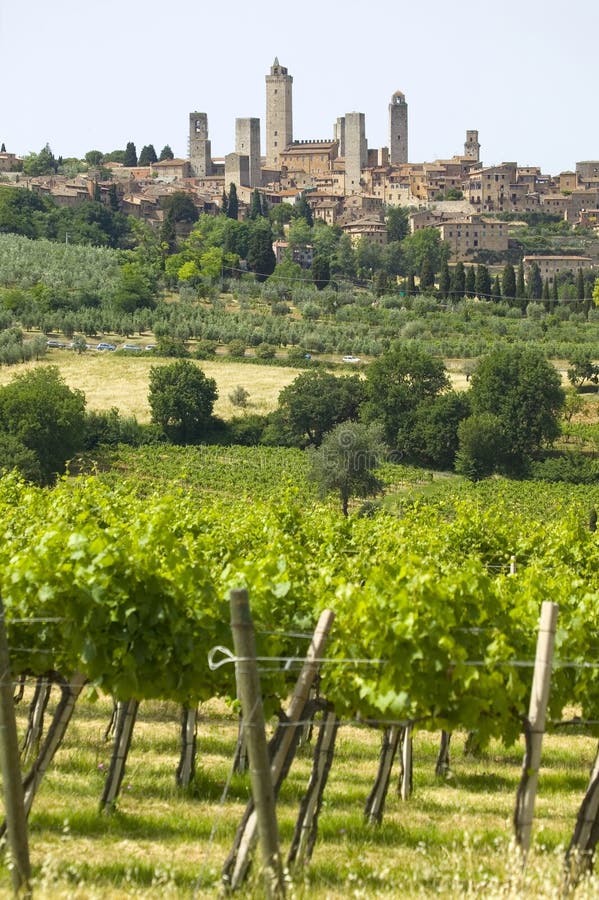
[265, 58, 293, 168]
[344, 112, 367, 194]
[235, 118, 261, 187]
[389, 91, 408, 165]
[464, 130, 480, 162]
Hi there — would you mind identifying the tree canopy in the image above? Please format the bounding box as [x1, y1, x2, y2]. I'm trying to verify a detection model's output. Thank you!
[275, 370, 366, 447]
[148, 360, 217, 443]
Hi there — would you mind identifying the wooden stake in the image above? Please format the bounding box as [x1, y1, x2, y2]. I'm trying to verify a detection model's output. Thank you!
[225, 606, 335, 892]
[0, 596, 31, 897]
[514, 600, 558, 854]
[229, 588, 285, 898]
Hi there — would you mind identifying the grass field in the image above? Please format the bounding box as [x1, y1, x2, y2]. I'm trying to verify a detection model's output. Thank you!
[4, 693, 599, 898]
[0, 353, 302, 422]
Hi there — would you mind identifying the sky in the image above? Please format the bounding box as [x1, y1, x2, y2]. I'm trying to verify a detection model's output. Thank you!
[1, 0, 597, 176]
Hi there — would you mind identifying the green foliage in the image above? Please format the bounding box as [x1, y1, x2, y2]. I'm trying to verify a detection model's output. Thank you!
[226, 183, 238, 221]
[468, 345, 565, 471]
[402, 227, 450, 276]
[83, 407, 144, 449]
[148, 359, 217, 443]
[158, 145, 174, 161]
[0, 365, 86, 483]
[567, 350, 599, 389]
[275, 370, 366, 446]
[455, 413, 505, 480]
[123, 142, 138, 167]
[246, 219, 276, 281]
[386, 206, 409, 243]
[138, 144, 158, 166]
[22, 143, 57, 176]
[229, 385, 250, 408]
[364, 343, 449, 447]
[309, 422, 385, 515]
[408, 391, 471, 469]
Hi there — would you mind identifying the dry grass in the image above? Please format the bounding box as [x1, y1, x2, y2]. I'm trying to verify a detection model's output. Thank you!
[2, 693, 598, 898]
[0, 353, 300, 422]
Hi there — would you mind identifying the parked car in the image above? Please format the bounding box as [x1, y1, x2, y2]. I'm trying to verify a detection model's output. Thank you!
[121, 344, 142, 352]
[342, 355, 361, 363]
[96, 342, 117, 351]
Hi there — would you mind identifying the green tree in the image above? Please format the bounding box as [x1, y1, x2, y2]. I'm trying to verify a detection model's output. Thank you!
[455, 413, 505, 480]
[492, 274, 502, 300]
[386, 206, 409, 242]
[160, 191, 198, 224]
[451, 261, 466, 300]
[294, 195, 313, 226]
[123, 142, 138, 167]
[0, 366, 86, 484]
[148, 360, 217, 443]
[249, 189, 263, 220]
[275, 370, 366, 446]
[312, 254, 330, 290]
[516, 260, 526, 305]
[468, 346, 565, 471]
[419, 253, 435, 292]
[138, 144, 158, 165]
[502, 262, 516, 302]
[567, 351, 599, 390]
[22, 144, 57, 176]
[527, 261, 543, 300]
[408, 391, 471, 469]
[221, 189, 228, 216]
[332, 234, 356, 279]
[401, 227, 450, 275]
[438, 258, 451, 299]
[246, 219, 276, 281]
[475, 264, 491, 298]
[159, 145, 174, 161]
[364, 343, 449, 447]
[227, 183, 239, 220]
[85, 150, 104, 167]
[309, 422, 385, 516]
[465, 266, 476, 298]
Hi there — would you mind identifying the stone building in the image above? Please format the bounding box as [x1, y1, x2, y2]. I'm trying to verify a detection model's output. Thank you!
[389, 91, 408, 165]
[189, 112, 212, 178]
[235, 118, 261, 188]
[344, 112, 367, 195]
[523, 255, 593, 284]
[279, 140, 339, 179]
[436, 215, 509, 261]
[463, 130, 480, 163]
[265, 58, 293, 168]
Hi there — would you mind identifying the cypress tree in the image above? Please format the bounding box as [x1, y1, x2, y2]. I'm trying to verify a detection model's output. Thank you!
[475, 264, 491, 298]
[249, 189, 262, 220]
[123, 142, 138, 167]
[438, 259, 451, 299]
[139, 144, 158, 165]
[516, 260, 526, 308]
[419, 254, 435, 292]
[159, 144, 174, 161]
[221, 189, 228, 216]
[543, 278, 550, 302]
[492, 274, 502, 301]
[227, 183, 238, 220]
[552, 276, 559, 303]
[527, 262, 543, 300]
[451, 261, 466, 300]
[465, 265, 476, 298]
[406, 272, 416, 295]
[502, 262, 516, 304]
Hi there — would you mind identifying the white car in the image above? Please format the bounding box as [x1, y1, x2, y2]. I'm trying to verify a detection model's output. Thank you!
[342, 355, 361, 363]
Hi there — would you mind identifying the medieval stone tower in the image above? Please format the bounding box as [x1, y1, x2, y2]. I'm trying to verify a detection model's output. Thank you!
[344, 112, 367, 195]
[389, 91, 408, 165]
[464, 130, 480, 162]
[189, 112, 212, 177]
[265, 58, 293, 168]
[235, 118, 261, 187]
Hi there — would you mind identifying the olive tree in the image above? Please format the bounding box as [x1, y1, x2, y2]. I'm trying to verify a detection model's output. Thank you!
[309, 422, 385, 516]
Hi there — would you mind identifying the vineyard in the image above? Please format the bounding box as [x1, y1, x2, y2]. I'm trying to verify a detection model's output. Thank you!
[0, 453, 598, 894]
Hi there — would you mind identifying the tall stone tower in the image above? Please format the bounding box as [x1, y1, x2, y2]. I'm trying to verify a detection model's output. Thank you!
[265, 58, 293, 168]
[389, 91, 408, 165]
[235, 118, 261, 187]
[189, 112, 212, 177]
[464, 130, 480, 162]
[344, 112, 367, 195]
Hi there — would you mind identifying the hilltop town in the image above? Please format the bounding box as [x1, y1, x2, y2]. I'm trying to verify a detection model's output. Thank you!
[1, 58, 599, 281]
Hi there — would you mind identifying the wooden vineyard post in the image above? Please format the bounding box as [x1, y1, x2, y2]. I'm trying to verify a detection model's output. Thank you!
[223, 606, 335, 892]
[0, 595, 31, 897]
[513, 600, 558, 856]
[229, 588, 286, 899]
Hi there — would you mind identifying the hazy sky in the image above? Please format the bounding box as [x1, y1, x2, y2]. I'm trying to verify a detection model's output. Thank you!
[1, 0, 596, 175]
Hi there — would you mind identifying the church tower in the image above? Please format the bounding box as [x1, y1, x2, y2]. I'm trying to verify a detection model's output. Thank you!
[389, 91, 408, 165]
[265, 58, 293, 168]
